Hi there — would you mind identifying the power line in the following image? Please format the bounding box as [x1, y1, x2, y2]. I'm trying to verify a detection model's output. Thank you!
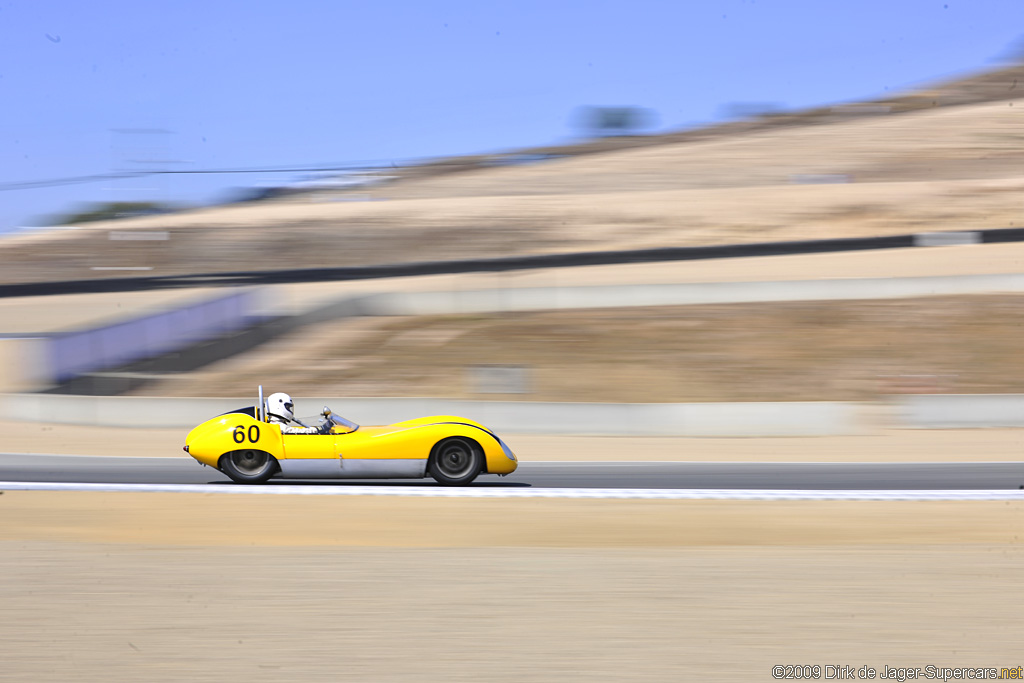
[1, 172, 142, 191]
[0, 161, 407, 192]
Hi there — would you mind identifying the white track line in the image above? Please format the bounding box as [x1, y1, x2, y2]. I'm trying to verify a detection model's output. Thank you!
[3, 481, 1024, 500]
[5, 455, 1024, 466]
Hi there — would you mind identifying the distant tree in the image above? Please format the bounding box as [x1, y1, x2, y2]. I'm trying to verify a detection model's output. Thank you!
[51, 201, 176, 225]
[572, 106, 658, 137]
[717, 101, 785, 121]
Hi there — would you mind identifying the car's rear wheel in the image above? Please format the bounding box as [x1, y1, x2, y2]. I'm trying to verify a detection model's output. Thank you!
[221, 449, 277, 484]
[429, 437, 482, 486]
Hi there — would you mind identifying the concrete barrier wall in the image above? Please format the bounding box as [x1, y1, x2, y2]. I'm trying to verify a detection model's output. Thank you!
[7, 392, 1024, 435]
[897, 394, 1024, 428]
[360, 273, 1024, 316]
[0, 393, 866, 436]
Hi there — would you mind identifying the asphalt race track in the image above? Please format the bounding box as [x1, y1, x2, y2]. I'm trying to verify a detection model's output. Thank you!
[2, 454, 1023, 490]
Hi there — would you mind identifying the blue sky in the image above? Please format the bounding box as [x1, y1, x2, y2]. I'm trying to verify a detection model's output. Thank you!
[1, 0, 1021, 231]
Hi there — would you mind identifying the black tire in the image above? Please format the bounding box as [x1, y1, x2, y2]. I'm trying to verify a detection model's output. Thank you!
[428, 437, 482, 486]
[220, 449, 277, 484]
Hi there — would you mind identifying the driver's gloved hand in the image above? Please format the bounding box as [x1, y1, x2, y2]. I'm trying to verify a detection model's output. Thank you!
[317, 422, 332, 435]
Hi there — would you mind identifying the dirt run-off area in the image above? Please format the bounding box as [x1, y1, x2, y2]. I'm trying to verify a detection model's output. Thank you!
[2, 494, 1024, 681]
[135, 294, 1024, 403]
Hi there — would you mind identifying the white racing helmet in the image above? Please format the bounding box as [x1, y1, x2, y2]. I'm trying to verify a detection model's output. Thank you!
[266, 392, 295, 422]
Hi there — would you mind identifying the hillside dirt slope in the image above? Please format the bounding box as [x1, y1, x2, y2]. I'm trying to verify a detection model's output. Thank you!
[132, 294, 1024, 403]
[3, 63, 1024, 285]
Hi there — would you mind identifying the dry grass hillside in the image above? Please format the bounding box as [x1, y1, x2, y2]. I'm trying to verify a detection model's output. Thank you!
[132, 294, 1024, 402]
[3, 64, 1023, 286]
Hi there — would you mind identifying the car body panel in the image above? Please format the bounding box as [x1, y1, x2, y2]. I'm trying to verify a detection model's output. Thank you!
[282, 432, 336, 460]
[184, 410, 518, 480]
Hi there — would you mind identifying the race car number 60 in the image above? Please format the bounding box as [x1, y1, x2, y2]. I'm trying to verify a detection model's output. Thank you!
[232, 425, 260, 444]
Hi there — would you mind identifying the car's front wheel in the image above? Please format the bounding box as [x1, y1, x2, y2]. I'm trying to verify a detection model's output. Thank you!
[220, 449, 277, 484]
[428, 437, 482, 486]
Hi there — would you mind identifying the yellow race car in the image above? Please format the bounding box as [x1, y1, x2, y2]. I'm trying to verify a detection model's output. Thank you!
[183, 388, 517, 486]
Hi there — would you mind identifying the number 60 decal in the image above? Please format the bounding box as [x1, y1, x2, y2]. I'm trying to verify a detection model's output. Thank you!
[233, 425, 260, 444]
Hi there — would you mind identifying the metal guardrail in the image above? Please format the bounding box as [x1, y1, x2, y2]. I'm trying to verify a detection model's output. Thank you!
[45, 290, 262, 384]
[2, 227, 1020, 299]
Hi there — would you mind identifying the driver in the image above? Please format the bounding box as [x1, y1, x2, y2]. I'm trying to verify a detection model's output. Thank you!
[266, 392, 332, 435]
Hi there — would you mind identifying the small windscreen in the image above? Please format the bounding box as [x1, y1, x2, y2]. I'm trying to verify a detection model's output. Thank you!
[218, 406, 256, 418]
